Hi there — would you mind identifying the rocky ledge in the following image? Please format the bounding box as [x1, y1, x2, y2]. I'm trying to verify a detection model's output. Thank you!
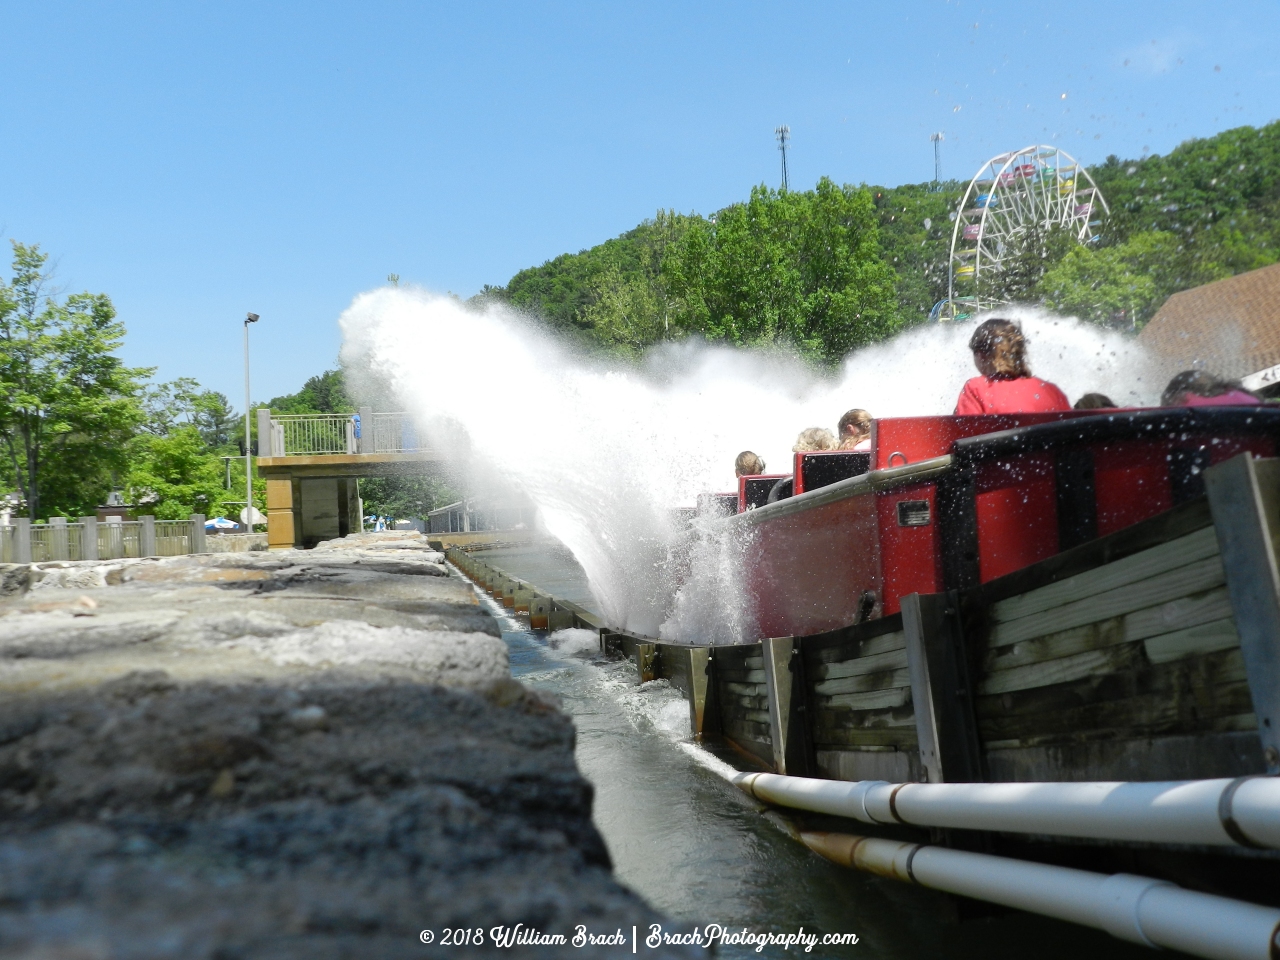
[0, 532, 690, 959]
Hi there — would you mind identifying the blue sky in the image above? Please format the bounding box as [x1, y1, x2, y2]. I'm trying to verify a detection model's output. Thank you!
[1, 1, 1277, 403]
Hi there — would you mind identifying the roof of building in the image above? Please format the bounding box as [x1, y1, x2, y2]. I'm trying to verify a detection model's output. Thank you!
[1138, 262, 1280, 382]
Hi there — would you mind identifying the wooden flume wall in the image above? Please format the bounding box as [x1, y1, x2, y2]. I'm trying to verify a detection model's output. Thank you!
[444, 453, 1280, 789]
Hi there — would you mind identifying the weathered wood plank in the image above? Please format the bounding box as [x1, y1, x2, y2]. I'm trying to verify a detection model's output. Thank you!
[825, 687, 911, 711]
[813, 699, 916, 724]
[813, 716, 917, 740]
[716, 701, 762, 716]
[985, 712, 1258, 751]
[802, 615, 906, 663]
[984, 618, 1124, 674]
[811, 726, 919, 748]
[992, 526, 1220, 624]
[983, 592, 1239, 675]
[1144, 617, 1239, 664]
[979, 682, 1256, 745]
[810, 647, 908, 681]
[1122, 586, 1234, 644]
[975, 647, 1248, 724]
[805, 631, 907, 670]
[980, 642, 1144, 695]
[812, 667, 912, 697]
[716, 668, 767, 683]
[722, 718, 771, 743]
[990, 554, 1225, 648]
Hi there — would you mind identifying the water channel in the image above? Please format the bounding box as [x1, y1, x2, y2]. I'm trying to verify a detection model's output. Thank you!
[464, 544, 1154, 960]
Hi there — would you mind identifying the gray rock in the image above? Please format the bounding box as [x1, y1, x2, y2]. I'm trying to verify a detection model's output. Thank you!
[0, 534, 695, 958]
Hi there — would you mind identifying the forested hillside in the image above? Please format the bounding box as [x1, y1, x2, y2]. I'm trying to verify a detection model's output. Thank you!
[484, 121, 1280, 357]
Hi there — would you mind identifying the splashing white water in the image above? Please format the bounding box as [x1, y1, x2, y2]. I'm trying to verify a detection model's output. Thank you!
[340, 289, 1160, 642]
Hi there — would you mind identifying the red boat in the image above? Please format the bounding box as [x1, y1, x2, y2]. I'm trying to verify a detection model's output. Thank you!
[450, 403, 1280, 952]
[732, 407, 1280, 638]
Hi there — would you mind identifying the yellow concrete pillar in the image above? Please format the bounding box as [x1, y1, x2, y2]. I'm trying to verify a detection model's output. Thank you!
[266, 478, 297, 550]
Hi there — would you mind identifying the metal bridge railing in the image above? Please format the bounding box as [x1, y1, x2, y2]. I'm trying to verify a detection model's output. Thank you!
[370, 412, 419, 454]
[258, 410, 424, 456]
[271, 414, 356, 456]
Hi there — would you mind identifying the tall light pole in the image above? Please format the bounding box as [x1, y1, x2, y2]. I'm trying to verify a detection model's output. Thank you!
[243, 312, 259, 530]
[931, 132, 945, 190]
[775, 125, 791, 192]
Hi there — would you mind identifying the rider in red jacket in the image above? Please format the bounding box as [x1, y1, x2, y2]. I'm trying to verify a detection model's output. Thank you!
[954, 318, 1071, 415]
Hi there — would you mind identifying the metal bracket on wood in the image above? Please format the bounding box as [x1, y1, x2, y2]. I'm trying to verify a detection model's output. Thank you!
[636, 642, 657, 684]
[529, 596, 550, 630]
[599, 630, 624, 656]
[685, 647, 719, 740]
[762, 636, 814, 776]
[1204, 453, 1280, 774]
[547, 602, 574, 632]
[902, 592, 985, 783]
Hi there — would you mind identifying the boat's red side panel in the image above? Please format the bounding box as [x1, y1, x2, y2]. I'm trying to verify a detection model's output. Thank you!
[1093, 443, 1173, 536]
[874, 481, 943, 615]
[747, 494, 881, 638]
[974, 454, 1060, 581]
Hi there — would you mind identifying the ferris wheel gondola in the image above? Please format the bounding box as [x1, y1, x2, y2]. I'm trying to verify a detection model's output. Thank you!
[937, 145, 1109, 319]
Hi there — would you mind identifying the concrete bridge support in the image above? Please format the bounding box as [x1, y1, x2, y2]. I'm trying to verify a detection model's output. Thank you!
[255, 451, 446, 550]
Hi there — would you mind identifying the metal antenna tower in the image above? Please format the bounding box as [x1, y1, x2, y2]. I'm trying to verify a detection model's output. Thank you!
[930, 132, 945, 189]
[775, 125, 790, 191]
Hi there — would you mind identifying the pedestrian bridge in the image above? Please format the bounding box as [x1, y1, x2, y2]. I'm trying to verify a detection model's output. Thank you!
[254, 409, 446, 549]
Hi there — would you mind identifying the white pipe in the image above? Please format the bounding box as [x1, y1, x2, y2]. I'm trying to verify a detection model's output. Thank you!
[803, 831, 1280, 960]
[735, 772, 1280, 849]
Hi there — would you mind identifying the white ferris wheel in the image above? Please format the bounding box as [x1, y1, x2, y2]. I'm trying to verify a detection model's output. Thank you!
[937, 145, 1109, 320]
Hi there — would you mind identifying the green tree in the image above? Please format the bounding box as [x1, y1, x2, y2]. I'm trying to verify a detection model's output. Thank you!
[664, 179, 900, 359]
[985, 223, 1077, 305]
[358, 474, 457, 524]
[0, 242, 148, 519]
[140, 377, 203, 435]
[1040, 231, 1229, 326]
[124, 426, 229, 519]
[192, 390, 237, 451]
[580, 266, 669, 353]
[869, 181, 963, 322]
[267, 368, 352, 414]
[496, 211, 697, 343]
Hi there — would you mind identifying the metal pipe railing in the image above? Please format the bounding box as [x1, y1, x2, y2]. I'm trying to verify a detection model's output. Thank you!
[803, 831, 1280, 960]
[735, 772, 1280, 850]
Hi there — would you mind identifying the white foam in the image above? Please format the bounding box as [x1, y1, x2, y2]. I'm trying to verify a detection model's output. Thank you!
[341, 289, 1160, 643]
[677, 741, 746, 784]
[545, 627, 601, 658]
